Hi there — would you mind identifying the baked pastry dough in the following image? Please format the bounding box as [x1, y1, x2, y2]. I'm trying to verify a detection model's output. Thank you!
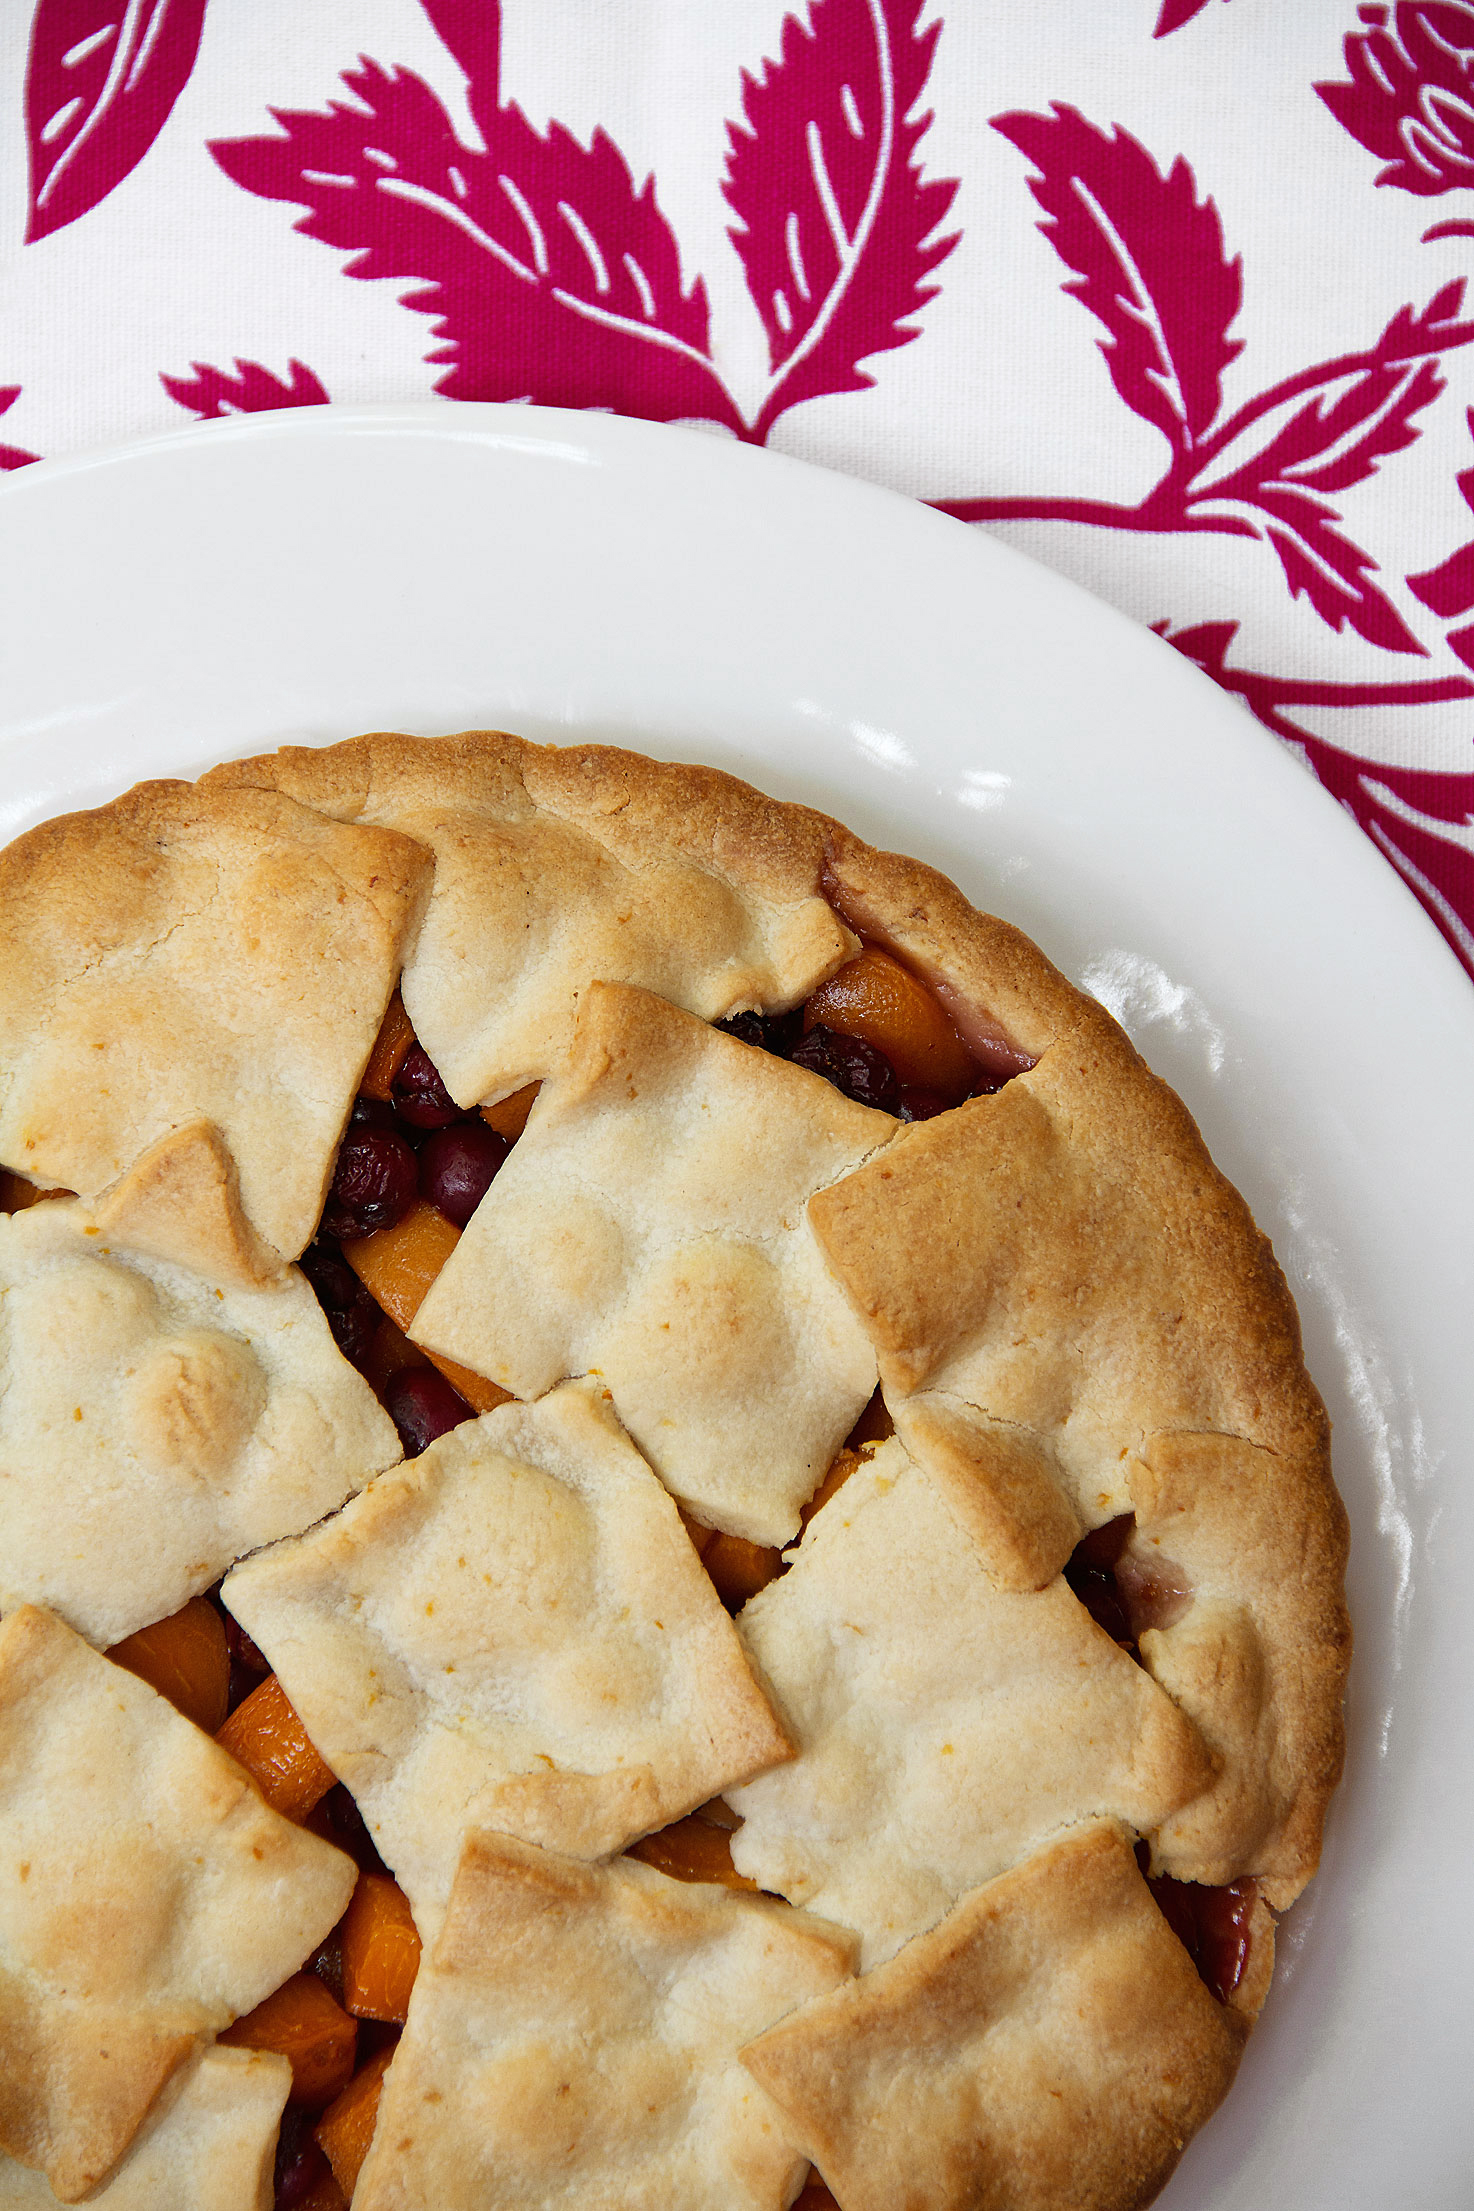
[0, 732, 1352, 2211]
[352, 1831, 856, 2211]
[0, 780, 431, 1265]
[0, 2047, 290, 2211]
[740, 1820, 1253, 2211]
[411, 983, 893, 1545]
[0, 1200, 401, 1648]
[727, 1440, 1213, 1966]
[222, 1380, 792, 1938]
[0, 1607, 355, 2201]
[205, 730, 856, 1109]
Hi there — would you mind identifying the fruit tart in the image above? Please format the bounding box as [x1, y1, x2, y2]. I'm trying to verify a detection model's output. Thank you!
[0, 731, 1349, 2211]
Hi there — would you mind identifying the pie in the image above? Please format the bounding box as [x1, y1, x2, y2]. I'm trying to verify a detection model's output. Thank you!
[0, 730, 1350, 2211]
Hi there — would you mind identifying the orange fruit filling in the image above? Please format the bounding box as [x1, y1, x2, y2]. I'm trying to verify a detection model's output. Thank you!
[804, 946, 976, 1097]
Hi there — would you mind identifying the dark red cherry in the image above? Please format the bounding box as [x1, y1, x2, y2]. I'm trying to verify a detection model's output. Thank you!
[321, 1126, 418, 1240]
[391, 1044, 461, 1129]
[298, 1235, 380, 1367]
[898, 1086, 950, 1122]
[789, 1023, 902, 1113]
[274, 2110, 332, 2206]
[1146, 1872, 1257, 2004]
[386, 1365, 473, 1457]
[418, 1121, 509, 1228]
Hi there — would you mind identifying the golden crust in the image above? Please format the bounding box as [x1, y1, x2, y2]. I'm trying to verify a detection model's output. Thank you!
[806, 905, 1345, 1897]
[0, 1200, 401, 1648]
[0, 1607, 354, 2201]
[410, 983, 891, 1546]
[205, 731, 856, 1108]
[739, 1821, 1248, 2211]
[727, 1441, 1213, 1967]
[0, 732, 1350, 2204]
[0, 2046, 292, 2210]
[0, 779, 431, 1264]
[353, 1831, 856, 2211]
[222, 1381, 793, 1940]
[89, 1122, 283, 1291]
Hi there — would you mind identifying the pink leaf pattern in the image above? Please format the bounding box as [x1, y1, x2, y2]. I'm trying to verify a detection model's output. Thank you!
[939, 114, 1474, 653]
[1159, 620, 1474, 978]
[160, 357, 329, 419]
[723, 0, 959, 440]
[1408, 405, 1474, 665]
[1317, 2, 1474, 225]
[211, 56, 742, 432]
[24, 0, 210, 244]
[0, 387, 39, 471]
[1154, 0, 1233, 39]
[990, 107, 1239, 455]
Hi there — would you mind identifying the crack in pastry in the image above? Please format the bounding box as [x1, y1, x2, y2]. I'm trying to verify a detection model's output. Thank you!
[726, 1439, 1214, 1969]
[409, 982, 896, 1547]
[0, 1201, 401, 1649]
[204, 731, 858, 1111]
[0, 2046, 291, 2210]
[739, 1821, 1255, 2211]
[0, 1608, 355, 2202]
[0, 782, 432, 1267]
[221, 1380, 793, 1942]
[351, 1830, 857, 2211]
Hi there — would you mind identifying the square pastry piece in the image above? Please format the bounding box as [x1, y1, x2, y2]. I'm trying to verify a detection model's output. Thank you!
[0, 1608, 354, 2203]
[410, 984, 895, 1545]
[0, 2047, 290, 2211]
[728, 1441, 1212, 1966]
[223, 1380, 792, 1938]
[740, 1821, 1248, 2211]
[0, 1200, 401, 1647]
[206, 731, 857, 1110]
[353, 1832, 856, 2211]
[810, 1055, 1332, 1594]
[0, 780, 430, 1266]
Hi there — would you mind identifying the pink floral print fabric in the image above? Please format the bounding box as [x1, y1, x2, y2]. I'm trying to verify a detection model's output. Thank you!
[3, 0, 1472, 979]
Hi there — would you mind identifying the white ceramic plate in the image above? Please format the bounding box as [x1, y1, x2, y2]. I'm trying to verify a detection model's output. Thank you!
[1, 406, 1470, 2208]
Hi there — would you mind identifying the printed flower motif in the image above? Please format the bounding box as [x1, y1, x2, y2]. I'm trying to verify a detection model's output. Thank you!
[0, 387, 38, 471]
[1317, 3, 1474, 224]
[160, 359, 330, 419]
[936, 108, 1474, 654]
[24, 0, 210, 243]
[209, 0, 958, 441]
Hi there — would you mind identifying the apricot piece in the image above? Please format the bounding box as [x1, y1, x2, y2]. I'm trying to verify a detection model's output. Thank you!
[358, 992, 417, 1100]
[845, 1387, 894, 1450]
[627, 1813, 757, 1891]
[343, 1202, 512, 1414]
[794, 2178, 841, 2210]
[480, 1081, 541, 1140]
[361, 1311, 431, 1396]
[804, 947, 975, 1096]
[316, 2044, 397, 2200]
[216, 1672, 337, 1822]
[801, 1447, 862, 1529]
[220, 1971, 358, 2109]
[108, 1596, 229, 1734]
[0, 1171, 71, 1213]
[678, 1506, 717, 1558]
[340, 1873, 422, 2024]
[296, 2176, 348, 2211]
[703, 1532, 784, 1607]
